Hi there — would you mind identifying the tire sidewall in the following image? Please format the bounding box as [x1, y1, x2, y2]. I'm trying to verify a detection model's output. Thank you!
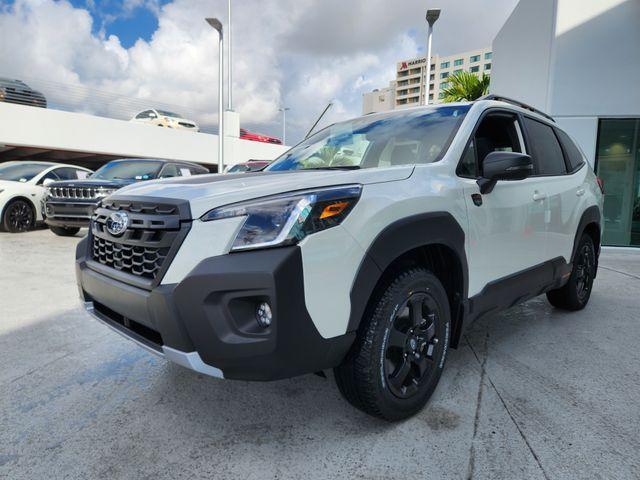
[372, 271, 451, 418]
[2, 199, 35, 233]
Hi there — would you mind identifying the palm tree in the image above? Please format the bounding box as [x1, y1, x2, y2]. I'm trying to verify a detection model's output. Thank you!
[441, 72, 490, 102]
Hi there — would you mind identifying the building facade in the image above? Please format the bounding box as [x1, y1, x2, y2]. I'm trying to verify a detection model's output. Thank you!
[362, 81, 396, 115]
[491, 0, 640, 247]
[362, 47, 492, 114]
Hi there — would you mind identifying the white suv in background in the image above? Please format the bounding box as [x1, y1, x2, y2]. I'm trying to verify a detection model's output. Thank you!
[76, 96, 603, 421]
[0, 161, 92, 232]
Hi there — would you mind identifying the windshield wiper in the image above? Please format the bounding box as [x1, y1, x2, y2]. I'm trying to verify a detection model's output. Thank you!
[302, 166, 361, 171]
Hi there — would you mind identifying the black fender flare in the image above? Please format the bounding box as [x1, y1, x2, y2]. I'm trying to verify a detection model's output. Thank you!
[571, 205, 601, 274]
[347, 212, 468, 333]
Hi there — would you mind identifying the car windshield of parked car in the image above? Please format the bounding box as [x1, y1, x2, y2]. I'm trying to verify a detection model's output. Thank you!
[91, 161, 163, 181]
[156, 110, 181, 118]
[0, 162, 50, 182]
[266, 105, 470, 171]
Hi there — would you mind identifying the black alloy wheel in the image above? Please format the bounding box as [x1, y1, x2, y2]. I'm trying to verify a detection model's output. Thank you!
[546, 233, 596, 311]
[334, 268, 451, 421]
[384, 293, 443, 399]
[574, 242, 595, 302]
[3, 200, 35, 233]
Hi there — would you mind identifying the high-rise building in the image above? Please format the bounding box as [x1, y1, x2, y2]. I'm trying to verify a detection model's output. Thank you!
[363, 47, 492, 114]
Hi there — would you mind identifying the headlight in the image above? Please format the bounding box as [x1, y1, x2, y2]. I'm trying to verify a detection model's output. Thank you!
[202, 185, 362, 251]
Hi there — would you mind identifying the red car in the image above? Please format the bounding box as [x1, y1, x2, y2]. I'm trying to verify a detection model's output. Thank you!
[240, 128, 282, 145]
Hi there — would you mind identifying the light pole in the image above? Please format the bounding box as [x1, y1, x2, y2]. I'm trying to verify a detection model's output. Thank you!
[227, 0, 233, 111]
[206, 17, 224, 173]
[424, 8, 441, 105]
[279, 107, 290, 144]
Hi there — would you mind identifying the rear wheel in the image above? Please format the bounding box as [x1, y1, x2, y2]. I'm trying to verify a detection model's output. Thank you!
[334, 268, 451, 421]
[50, 226, 81, 237]
[2, 199, 35, 233]
[547, 234, 596, 310]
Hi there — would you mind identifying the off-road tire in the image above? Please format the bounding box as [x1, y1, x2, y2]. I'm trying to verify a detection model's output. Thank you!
[334, 268, 451, 421]
[547, 234, 596, 311]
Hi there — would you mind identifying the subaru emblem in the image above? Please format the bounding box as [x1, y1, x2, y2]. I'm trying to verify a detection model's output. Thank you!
[106, 211, 129, 236]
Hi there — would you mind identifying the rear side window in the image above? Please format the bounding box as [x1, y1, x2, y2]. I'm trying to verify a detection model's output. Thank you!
[523, 117, 566, 176]
[555, 128, 585, 172]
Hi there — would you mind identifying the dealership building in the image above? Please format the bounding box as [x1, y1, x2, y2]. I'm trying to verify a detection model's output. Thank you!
[363, 47, 492, 114]
[491, 0, 640, 247]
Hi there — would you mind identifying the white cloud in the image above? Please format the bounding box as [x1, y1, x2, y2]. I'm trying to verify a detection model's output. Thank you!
[0, 0, 517, 143]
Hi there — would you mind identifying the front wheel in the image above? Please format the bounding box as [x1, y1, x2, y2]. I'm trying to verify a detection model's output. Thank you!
[2, 199, 35, 233]
[547, 234, 596, 310]
[50, 226, 81, 237]
[334, 268, 451, 421]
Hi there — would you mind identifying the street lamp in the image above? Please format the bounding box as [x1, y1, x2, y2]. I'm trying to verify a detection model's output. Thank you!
[206, 17, 224, 173]
[424, 8, 441, 105]
[278, 107, 290, 144]
[227, 0, 233, 111]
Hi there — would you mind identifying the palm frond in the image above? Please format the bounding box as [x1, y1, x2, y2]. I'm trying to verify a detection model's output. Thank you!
[441, 72, 490, 103]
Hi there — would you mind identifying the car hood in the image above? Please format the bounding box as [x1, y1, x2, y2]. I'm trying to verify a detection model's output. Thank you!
[47, 178, 137, 189]
[113, 166, 414, 218]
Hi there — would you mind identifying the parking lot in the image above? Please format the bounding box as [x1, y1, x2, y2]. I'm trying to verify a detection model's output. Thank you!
[0, 229, 639, 479]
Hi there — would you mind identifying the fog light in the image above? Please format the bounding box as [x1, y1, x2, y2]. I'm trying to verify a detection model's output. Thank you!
[256, 302, 272, 328]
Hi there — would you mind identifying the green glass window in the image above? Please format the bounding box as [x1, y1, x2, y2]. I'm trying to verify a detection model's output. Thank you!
[484, 52, 492, 60]
[453, 69, 463, 75]
[596, 119, 640, 246]
[440, 61, 450, 69]
[470, 55, 480, 63]
[470, 66, 480, 73]
[454, 59, 464, 66]
[440, 81, 449, 89]
[440, 72, 449, 79]
[484, 63, 492, 70]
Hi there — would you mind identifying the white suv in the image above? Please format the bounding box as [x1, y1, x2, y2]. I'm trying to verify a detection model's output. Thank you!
[76, 96, 603, 421]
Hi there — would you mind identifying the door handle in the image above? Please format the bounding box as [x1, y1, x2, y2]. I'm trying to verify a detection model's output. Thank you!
[576, 188, 585, 197]
[532, 191, 547, 201]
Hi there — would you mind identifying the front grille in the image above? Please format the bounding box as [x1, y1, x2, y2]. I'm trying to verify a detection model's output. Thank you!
[89, 198, 190, 284]
[49, 186, 106, 199]
[93, 236, 169, 277]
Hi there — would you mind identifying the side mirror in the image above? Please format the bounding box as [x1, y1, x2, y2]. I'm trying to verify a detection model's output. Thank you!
[477, 151, 533, 194]
[42, 178, 55, 187]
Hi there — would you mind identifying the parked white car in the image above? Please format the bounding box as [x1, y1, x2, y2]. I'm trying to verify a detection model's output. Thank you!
[131, 109, 199, 132]
[0, 161, 92, 233]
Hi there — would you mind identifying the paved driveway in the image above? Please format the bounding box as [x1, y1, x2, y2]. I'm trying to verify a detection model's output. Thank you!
[1, 230, 639, 479]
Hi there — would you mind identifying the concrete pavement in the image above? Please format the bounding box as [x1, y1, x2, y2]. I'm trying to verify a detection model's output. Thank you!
[1, 230, 639, 479]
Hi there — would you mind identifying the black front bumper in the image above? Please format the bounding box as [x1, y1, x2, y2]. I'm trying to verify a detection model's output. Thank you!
[45, 200, 96, 228]
[76, 237, 355, 381]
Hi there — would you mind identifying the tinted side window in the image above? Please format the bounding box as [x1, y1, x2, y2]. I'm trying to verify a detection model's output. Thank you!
[457, 112, 522, 178]
[38, 170, 60, 184]
[555, 128, 585, 172]
[523, 118, 566, 176]
[159, 164, 179, 178]
[54, 167, 81, 180]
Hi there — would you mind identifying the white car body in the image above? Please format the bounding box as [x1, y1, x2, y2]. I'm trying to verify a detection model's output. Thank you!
[0, 162, 92, 226]
[76, 98, 604, 420]
[130, 109, 200, 132]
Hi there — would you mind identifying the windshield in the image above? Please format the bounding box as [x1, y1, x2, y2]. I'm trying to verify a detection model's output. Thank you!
[267, 105, 469, 171]
[156, 110, 181, 118]
[0, 162, 49, 182]
[91, 160, 163, 181]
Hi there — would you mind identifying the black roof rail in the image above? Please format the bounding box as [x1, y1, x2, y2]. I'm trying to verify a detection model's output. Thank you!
[478, 94, 555, 123]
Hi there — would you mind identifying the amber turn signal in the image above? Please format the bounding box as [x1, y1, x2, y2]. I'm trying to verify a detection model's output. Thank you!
[319, 201, 350, 220]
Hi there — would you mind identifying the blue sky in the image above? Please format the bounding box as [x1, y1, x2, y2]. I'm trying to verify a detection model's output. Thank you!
[68, 0, 170, 47]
